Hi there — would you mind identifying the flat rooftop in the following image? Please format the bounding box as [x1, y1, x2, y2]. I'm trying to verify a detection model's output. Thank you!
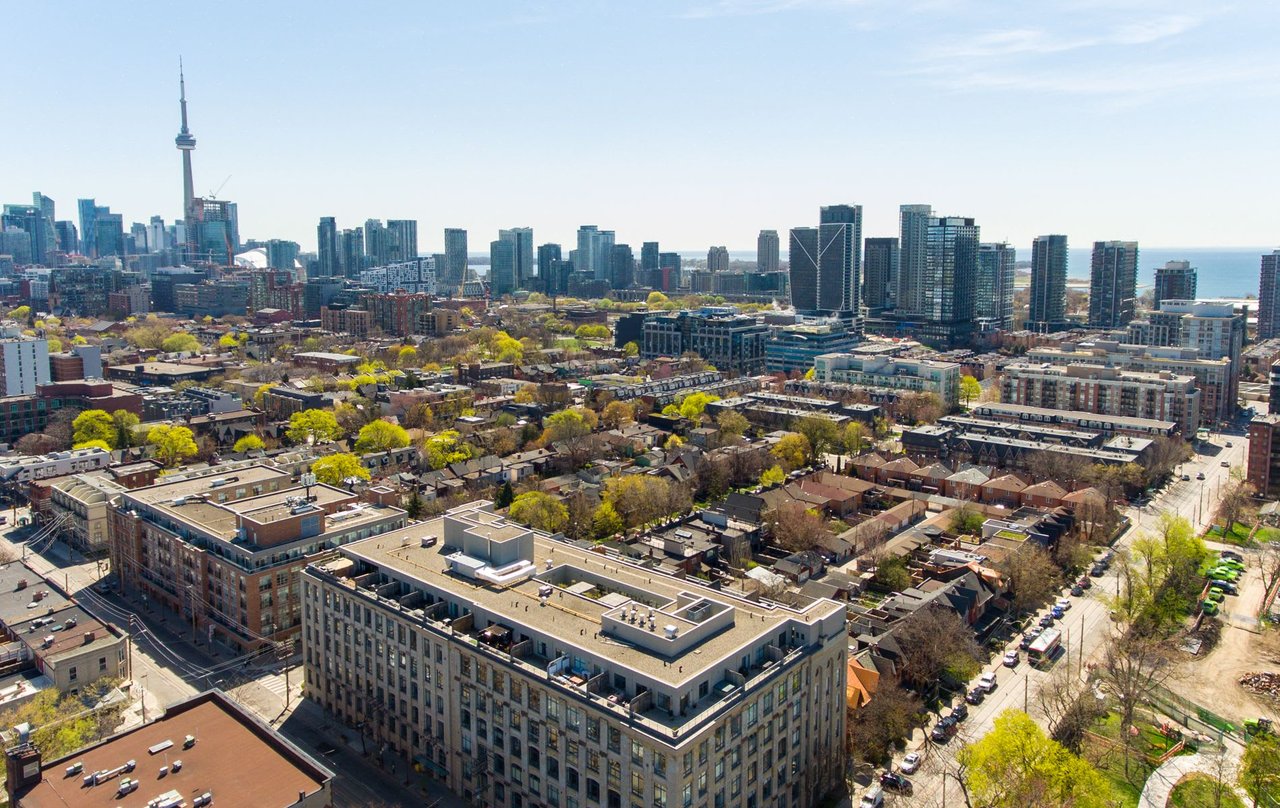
[16, 691, 332, 808]
[324, 513, 843, 691]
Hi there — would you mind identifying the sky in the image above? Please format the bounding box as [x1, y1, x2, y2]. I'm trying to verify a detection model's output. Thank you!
[4, 1, 1279, 255]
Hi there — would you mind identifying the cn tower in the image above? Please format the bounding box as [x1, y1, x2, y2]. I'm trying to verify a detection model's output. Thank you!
[175, 59, 198, 253]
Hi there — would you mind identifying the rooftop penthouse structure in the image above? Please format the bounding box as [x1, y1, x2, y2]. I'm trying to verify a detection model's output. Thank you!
[302, 500, 847, 807]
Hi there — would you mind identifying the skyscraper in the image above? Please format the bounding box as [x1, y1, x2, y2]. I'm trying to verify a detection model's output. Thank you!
[31, 193, 56, 258]
[1089, 241, 1139, 328]
[641, 242, 660, 274]
[444, 228, 468, 291]
[499, 228, 534, 290]
[1, 205, 51, 264]
[1154, 260, 1197, 309]
[707, 246, 730, 273]
[364, 219, 388, 266]
[94, 212, 124, 257]
[537, 243, 562, 296]
[576, 225, 600, 279]
[919, 216, 980, 347]
[54, 220, 78, 255]
[175, 62, 199, 257]
[489, 238, 516, 297]
[757, 230, 779, 273]
[818, 204, 861, 319]
[863, 237, 899, 312]
[77, 199, 98, 258]
[1259, 251, 1280, 340]
[597, 230, 615, 282]
[316, 217, 339, 278]
[788, 227, 819, 313]
[387, 219, 418, 262]
[1029, 235, 1068, 332]
[266, 239, 300, 272]
[610, 244, 635, 289]
[340, 228, 365, 278]
[659, 252, 682, 292]
[897, 204, 932, 316]
[976, 242, 1016, 330]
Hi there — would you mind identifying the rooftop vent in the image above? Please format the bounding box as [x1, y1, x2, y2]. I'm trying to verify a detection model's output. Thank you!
[664, 624, 679, 639]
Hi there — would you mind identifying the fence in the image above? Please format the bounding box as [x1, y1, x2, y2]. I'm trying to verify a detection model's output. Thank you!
[1148, 683, 1242, 746]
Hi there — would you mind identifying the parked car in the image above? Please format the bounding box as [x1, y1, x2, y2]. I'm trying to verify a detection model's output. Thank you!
[1196, 472, 1206, 480]
[1090, 564, 1106, 577]
[978, 672, 998, 692]
[1055, 598, 1072, 611]
[951, 703, 970, 722]
[965, 687, 986, 705]
[931, 717, 959, 742]
[880, 771, 914, 794]
[1210, 579, 1238, 595]
[1003, 650, 1020, 668]
[899, 752, 922, 775]
[1181, 474, 1191, 481]
[1039, 614, 1056, 628]
[1019, 628, 1042, 650]
[1071, 584, 1085, 596]
[1201, 600, 1220, 616]
[1077, 576, 1093, 589]
[1205, 589, 1225, 605]
[1051, 605, 1066, 619]
[859, 784, 885, 808]
[1221, 550, 1243, 562]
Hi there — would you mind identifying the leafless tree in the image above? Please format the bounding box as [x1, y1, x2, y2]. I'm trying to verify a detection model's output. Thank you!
[892, 605, 983, 692]
[1037, 661, 1099, 752]
[997, 545, 1062, 615]
[767, 503, 832, 554]
[1260, 542, 1280, 599]
[1102, 635, 1172, 776]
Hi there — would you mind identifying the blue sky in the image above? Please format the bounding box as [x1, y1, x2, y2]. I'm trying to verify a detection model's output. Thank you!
[4, 1, 1278, 254]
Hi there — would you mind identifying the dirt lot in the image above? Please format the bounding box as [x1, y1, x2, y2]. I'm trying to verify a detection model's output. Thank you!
[1166, 553, 1280, 727]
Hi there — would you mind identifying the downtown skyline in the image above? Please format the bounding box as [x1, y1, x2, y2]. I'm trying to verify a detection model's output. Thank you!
[3, 2, 1279, 253]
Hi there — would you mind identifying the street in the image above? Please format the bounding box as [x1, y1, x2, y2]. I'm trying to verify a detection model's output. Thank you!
[881, 427, 1250, 807]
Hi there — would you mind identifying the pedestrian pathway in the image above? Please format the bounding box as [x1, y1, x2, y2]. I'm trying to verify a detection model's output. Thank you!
[1138, 749, 1248, 807]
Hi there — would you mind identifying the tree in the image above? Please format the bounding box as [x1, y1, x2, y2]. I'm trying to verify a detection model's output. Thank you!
[311, 453, 371, 486]
[871, 554, 912, 592]
[423, 430, 474, 469]
[563, 491, 596, 543]
[893, 605, 983, 690]
[574, 324, 610, 340]
[147, 424, 198, 467]
[622, 341, 639, 357]
[678, 392, 719, 422]
[1102, 635, 1172, 777]
[1240, 734, 1280, 808]
[16, 433, 60, 454]
[286, 409, 343, 445]
[1216, 467, 1256, 533]
[759, 465, 786, 488]
[716, 410, 749, 441]
[509, 491, 570, 533]
[540, 408, 602, 467]
[846, 676, 923, 767]
[998, 545, 1062, 615]
[604, 476, 683, 529]
[794, 415, 840, 460]
[396, 345, 418, 367]
[161, 332, 200, 353]
[512, 386, 537, 404]
[233, 434, 264, 453]
[600, 400, 635, 429]
[959, 375, 982, 407]
[494, 481, 515, 509]
[646, 291, 669, 307]
[770, 432, 812, 471]
[111, 410, 140, 449]
[404, 489, 423, 520]
[951, 505, 986, 535]
[354, 420, 411, 453]
[72, 410, 116, 449]
[1037, 660, 1099, 752]
[842, 421, 868, 455]
[73, 439, 112, 452]
[591, 502, 623, 539]
[958, 710, 1110, 808]
[767, 503, 832, 553]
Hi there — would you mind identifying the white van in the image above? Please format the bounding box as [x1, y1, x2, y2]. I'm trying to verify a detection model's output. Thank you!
[859, 784, 884, 808]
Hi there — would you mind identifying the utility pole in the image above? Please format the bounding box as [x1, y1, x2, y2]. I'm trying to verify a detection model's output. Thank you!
[1023, 674, 1028, 712]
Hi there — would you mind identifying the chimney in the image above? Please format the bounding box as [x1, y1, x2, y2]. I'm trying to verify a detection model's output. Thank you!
[5, 737, 42, 802]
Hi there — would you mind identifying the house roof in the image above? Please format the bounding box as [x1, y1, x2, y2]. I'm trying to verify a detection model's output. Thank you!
[1023, 480, 1068, 499]
[984, 474, 1028, 492]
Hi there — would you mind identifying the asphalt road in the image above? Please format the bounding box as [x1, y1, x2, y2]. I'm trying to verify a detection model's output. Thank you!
[873, 427, 1250, 808]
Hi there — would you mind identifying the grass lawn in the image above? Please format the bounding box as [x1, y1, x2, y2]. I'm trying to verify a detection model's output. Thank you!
[1085, 712, 1168, 807]
[1205, 522, 1254, 546]
[1167, 773, 1245, 808]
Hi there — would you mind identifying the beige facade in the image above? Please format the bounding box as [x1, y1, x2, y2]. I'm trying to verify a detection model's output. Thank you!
[302, 501, 847, 808]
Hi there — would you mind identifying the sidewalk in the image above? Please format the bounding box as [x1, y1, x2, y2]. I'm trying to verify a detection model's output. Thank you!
[1137, 749, 1248, 808]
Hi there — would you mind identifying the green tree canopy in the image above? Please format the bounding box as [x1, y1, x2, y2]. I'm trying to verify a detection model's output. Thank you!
[716, 410, 750, 440]
[592, 502, 624, 539]
[423, 430, 474, 470]
[161, 332, 200, 353]
[354, 420, 411, 453]
[770, 432, 812, 471]
[678, 392, 719, 421]
[72, 410, 116, 449]
[960, 374, 982, 407]
[111, 409, 140, 449]
[147, 424, 198, 467]
[232, 434, 265, 453]
[540, 409, 593, 445]
[286, 409, 343, 445]
[311, 453, 371, 486]
[759, 465, 786, 487]
[795, 415, 840, 458]
[509, 491, 570, 533]
[1240, 734, 1280, 807]
[958, 710, 1110, 808]
[72, 439, 112, 452]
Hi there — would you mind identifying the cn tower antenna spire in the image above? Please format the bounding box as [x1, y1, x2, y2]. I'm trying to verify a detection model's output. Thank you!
[175, 57, 198, 257]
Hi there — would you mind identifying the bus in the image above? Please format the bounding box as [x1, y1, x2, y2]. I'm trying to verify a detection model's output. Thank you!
[1028, 627, 1061, 668]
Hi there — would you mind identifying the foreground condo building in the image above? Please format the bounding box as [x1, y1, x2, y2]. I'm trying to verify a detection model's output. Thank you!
[302, 500, 847, 808]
